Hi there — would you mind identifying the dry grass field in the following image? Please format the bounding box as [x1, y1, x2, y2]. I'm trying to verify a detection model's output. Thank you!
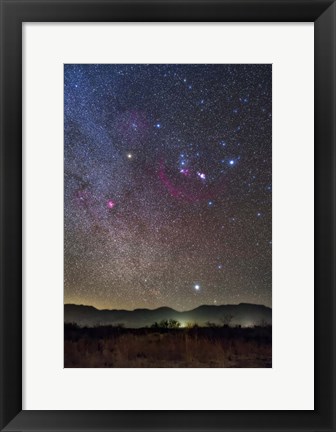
[64, 324, 272, 368]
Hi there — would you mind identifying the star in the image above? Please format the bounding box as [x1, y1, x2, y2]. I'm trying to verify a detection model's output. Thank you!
[180, 168, 189, 176]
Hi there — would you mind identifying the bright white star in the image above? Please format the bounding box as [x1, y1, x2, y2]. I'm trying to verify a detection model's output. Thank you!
[197, 172, 206, 180]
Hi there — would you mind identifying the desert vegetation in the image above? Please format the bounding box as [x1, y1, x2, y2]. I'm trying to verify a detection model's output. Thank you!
[64, 321, 272, 368]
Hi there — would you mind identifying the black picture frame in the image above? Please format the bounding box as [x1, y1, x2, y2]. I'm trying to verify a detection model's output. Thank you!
[0, 0, 335, 431]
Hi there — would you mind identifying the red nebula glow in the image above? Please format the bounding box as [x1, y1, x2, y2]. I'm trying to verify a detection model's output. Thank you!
[158, 160, 219, 203]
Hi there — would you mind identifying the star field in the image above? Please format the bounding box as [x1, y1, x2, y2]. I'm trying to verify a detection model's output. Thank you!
[64, 64, 272, 311]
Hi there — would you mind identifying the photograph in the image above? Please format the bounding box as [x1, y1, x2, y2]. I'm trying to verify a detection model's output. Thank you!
[64, 64, 272, 368]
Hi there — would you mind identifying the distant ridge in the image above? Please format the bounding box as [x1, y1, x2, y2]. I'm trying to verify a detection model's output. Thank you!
[64, 303, 271, 328]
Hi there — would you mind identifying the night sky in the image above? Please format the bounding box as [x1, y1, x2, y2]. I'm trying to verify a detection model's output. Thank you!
[64, 64, 272, 311]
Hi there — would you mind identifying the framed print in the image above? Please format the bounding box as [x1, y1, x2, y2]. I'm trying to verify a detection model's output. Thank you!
[0, 0, 335, 431]
[63, 62, 273, 369]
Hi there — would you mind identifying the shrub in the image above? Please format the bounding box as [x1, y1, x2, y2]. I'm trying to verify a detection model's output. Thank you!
[150, 319, 181, 329]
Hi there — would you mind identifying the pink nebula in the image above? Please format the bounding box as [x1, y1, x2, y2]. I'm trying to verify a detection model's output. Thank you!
[107, 199, 116, 209]
[180, 168, 190, 176]
[158, 160, 217, 203]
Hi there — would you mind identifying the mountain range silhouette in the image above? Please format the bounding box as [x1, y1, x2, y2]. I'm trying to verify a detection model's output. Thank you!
[64, 303, 272, 328]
